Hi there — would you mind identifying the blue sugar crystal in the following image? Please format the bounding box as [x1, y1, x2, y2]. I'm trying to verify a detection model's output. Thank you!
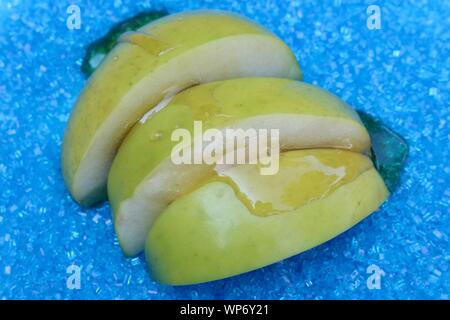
[0, 0, 449, 299]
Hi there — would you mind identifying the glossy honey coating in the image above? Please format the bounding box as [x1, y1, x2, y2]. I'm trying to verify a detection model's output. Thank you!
[211, 149, 373, 216]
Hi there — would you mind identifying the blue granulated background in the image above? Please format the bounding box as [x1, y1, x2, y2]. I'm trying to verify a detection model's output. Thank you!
[0, 0, 449, 300]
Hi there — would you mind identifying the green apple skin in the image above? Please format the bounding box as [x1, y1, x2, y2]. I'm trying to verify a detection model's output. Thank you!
[108, 78, 371, 256]
[61, 10, 302, 206]
[145, 149, 389, 285]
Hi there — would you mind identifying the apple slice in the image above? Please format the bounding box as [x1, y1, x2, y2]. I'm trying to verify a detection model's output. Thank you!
[61, 10, 302, 206]
[108, 78, 371, 256]
[145, 149, 389, 285]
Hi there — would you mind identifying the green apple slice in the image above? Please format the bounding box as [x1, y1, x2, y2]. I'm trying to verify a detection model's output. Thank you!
[108, 78, 371, 256]
[145, 149, 389, 285]
[62, 10, 302, 206]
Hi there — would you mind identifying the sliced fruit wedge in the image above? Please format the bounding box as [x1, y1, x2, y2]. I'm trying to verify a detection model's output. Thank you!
[108, 78, 371, 256]
[146, 149, 389, 285]
[62, 10, 302, 206]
